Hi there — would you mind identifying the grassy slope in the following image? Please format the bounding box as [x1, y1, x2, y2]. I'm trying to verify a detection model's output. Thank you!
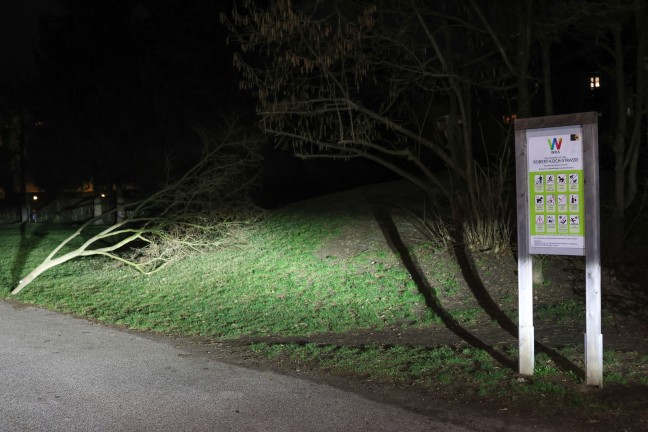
[0, 209, 437, 338]
[1, 204, 647, 424]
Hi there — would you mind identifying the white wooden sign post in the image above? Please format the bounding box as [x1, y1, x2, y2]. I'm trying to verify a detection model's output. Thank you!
[514, 112, 602, 387]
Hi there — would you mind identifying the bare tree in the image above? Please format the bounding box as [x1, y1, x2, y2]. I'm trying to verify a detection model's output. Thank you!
[12, 121, 264, 295]
[222, 0, 520, 206]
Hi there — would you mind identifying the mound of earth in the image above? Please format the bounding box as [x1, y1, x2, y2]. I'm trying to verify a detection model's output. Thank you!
[158, 179, 648, 431]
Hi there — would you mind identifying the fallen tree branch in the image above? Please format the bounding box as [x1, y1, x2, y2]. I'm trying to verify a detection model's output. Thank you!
[13, 122, 264, 295]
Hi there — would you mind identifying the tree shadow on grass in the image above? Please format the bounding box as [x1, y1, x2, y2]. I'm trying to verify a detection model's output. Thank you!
[376, 206, 584, 379]
[452, 227, 584, 380]
[570, 259, 648, 324]
[374, 207, 516, 370]
[9, 223, 48, 292]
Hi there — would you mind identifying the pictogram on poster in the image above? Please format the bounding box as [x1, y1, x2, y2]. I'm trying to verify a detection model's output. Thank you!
[526, 126, 584, 251]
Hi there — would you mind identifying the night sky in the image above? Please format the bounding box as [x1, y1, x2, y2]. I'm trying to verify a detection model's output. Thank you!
[0, 0, 398, 208]
[0, 1, 640, 210]
[0, 0, 63, 97]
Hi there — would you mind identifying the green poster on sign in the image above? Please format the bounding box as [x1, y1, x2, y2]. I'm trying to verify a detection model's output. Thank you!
[526, 125, 584, 252]
[528, 170, 584, 237]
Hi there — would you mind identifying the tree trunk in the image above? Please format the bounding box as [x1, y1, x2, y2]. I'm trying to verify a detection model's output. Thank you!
[610, 150, 626, 258]
[94, 195, 103, 225]
[17, 113, 28, 224]
[460, 84, 476, 202]
[532, 256, 544, 285]
[625, 1, 648, 210]
[116, 184, 126, 223]
[541, 39, 553, 116]
[609, 24, 627, 259]
[516, 0, 534, 118]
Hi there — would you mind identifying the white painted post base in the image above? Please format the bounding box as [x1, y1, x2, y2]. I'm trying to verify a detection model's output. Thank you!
[585, 255, 603, 386]
[518, 256, 534, 376]
[585, 333, 604, 387]
[519, 326, 535, 376]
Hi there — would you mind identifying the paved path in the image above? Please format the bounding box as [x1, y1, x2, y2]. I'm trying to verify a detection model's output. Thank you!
[0, 301, 550, 432]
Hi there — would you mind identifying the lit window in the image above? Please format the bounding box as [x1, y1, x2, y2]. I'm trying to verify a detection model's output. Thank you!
[590, 76, 600, 89]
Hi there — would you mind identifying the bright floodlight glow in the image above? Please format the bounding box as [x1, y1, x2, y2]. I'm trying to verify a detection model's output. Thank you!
[32, 195, 38, 201]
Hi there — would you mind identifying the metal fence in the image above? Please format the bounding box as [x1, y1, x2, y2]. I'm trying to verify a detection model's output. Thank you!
[0, 193, 112, 224]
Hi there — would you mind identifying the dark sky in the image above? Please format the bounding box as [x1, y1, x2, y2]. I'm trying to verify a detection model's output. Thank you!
[0, 0, 63, 92]
[0, 0, 394, 207]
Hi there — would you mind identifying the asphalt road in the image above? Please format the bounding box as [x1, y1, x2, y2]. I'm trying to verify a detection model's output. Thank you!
[0, 301, 547, 432]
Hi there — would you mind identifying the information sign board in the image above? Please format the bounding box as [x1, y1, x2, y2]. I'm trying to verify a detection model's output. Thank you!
[526, 126, 585, 255]
[515, 113, 602, 387]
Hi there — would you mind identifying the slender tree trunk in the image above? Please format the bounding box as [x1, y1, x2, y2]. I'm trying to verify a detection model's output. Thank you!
[517, 0, 545, 279]
[609, 24, 627, 258]
[18, 113, 28, 225]
[516, 0, 534, 118]
[447, 86, 475, 200]
[460, 84, 476, 202]
[116, 184, 126, 223]
[541, 40, 553, 116]
[94, 195, 103, 225]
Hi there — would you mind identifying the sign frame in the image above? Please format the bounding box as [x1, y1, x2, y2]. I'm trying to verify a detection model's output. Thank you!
[514, 112, 602, 387]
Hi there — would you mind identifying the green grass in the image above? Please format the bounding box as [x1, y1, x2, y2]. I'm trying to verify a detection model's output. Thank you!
[535, 299, 584, 322]
[244, 341, 639, 406]
[1, 210, 647, 416]
[0, 211, 439, 339]
[249, 343, 504, 387]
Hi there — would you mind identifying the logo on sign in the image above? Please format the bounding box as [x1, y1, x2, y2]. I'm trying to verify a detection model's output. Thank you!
[548, 137, 563, 154]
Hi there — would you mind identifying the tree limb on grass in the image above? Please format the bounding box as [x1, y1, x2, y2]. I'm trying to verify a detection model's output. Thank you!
[12, 121, 264, 295]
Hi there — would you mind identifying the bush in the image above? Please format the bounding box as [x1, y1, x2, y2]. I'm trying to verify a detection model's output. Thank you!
[425, 155, 512, 253]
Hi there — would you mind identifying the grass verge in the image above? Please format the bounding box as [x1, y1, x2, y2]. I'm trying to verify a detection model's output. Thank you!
[1, 208, 647, 423]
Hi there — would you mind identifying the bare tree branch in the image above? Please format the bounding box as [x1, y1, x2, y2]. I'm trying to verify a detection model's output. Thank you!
[12, 120, 264, 295]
